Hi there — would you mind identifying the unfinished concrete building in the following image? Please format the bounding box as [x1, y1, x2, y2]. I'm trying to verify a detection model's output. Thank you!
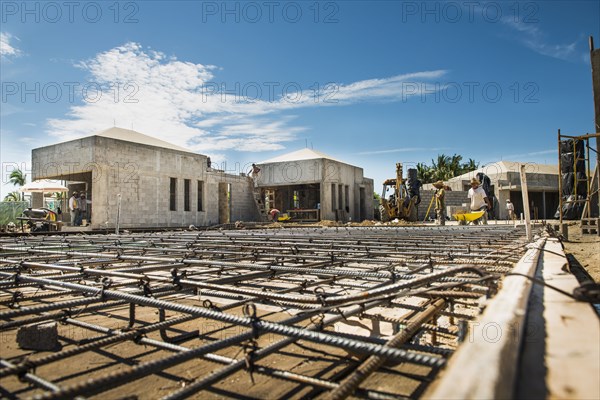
[256, 149, 374, 222]
[31, 128, 258, 229]
[442, 161, 559, 220]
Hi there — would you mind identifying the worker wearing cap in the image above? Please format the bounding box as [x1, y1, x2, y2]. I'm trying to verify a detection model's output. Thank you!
[432, 180, 446, 226]
[506, 199, 515, 221]
[468, 178, 491, 225]
[68, 191, 80, 226]
[269, 208, 280, 222]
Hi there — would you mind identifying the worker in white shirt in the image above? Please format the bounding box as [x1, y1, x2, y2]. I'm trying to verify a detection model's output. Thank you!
[506, 199, 516, 221]
[468, 178, 492, 225]
[68, 192, 80, 226]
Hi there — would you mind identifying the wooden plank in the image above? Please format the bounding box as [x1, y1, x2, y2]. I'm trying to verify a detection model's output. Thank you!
[425, 239, 543, 400]
[541, 238, 600, 399]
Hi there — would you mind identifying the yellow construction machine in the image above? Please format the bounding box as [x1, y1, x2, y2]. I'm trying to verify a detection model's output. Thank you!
[379, 163, 420, 222]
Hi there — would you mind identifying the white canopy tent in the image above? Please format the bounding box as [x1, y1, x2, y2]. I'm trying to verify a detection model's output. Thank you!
[19, 181, 68, 193]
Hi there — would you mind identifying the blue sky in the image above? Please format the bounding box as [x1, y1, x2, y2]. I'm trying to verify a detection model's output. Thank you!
[1, 0, 599, 198]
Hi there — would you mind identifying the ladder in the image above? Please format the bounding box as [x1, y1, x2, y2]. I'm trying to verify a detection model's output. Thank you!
[253, 188, 268, 222]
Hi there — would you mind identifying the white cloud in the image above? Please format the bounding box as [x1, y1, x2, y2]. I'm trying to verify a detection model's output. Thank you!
[501, 19, 580, 61]
[0, 32, 21, 59]
[47, 42, 448, 153]
[357, 147, 449, 156]
[499, 149, 557, 159]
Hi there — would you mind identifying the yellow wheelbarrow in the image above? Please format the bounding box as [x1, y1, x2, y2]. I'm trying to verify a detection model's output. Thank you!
[453, 210, 485, 224]
[277, 214, 292, 222]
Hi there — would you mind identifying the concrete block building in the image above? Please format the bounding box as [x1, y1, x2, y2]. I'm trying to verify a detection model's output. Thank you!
[256, 149, 374, 222]
[31, 128, 258, 229]
[437, 161, 559, 220]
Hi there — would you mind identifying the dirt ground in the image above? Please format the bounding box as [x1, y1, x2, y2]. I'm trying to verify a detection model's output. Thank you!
[561, 222, 600, 282]
[0, 293, 443, 399]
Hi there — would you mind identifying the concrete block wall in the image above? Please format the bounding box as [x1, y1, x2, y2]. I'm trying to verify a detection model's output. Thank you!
[32, 136, 260, 229]
[258, 158, 373, 222]
[417, 190, 469, 220]
[32, 136, 375, 227]
[321, 159, 373, 221]
[230, 178, 261, 222]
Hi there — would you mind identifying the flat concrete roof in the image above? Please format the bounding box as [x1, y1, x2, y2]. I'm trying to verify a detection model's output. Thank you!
[260, 148, 344, 164]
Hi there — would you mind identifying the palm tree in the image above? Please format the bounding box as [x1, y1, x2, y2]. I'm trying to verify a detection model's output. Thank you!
[8, 169, 27, 201]
[416, 163, 432, 183]
[3, 191, 20, 202]
[449, 154, 463, 177]
[430, 154, 451, 181]
[461, 158, 479, 174]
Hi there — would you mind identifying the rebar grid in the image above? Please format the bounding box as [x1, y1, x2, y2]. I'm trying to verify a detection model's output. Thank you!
[0, 225, 528, 399]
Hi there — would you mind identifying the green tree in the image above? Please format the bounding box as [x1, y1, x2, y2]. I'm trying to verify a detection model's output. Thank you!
[373, 192, 381, 208]
[416, 163, 432, 183]
[417, 154, 480, 184]
[461, 158, 479, 174]
[7, 169, 27, 201]
[431, 154, 452, 181]
[3, 191, 20, 202]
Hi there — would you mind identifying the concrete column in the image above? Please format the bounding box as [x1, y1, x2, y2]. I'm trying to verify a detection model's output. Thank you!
[542, 190, 547, 219]
[31, 193, 43, 208]
[497, 189, 510, 220]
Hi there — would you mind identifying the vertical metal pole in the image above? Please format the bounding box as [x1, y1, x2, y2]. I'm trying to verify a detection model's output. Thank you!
[520, 164, 532, 241]
[590, 37, 600, 216]
[115, 193, 122, 235]
[586, 137, 591, 218]
[558, 129, 563, 224]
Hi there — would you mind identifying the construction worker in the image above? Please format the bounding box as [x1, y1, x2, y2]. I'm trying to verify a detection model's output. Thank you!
[468, 178, 492, 225]
[269, 208, 280, 222]
[250, 164, 261, 187]
[68, 191, 80, 226]
[506, 199, 516, 222]
[433, 180, 446, 225]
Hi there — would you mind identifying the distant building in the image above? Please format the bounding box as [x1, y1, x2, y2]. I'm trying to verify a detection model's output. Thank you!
[31, 127, 258, 229]
[256, 148, 374, 222]
[435, 161, 559, 220]
[31, 128, 374, 229]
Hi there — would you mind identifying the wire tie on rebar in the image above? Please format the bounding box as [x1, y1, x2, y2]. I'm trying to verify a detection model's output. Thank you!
[171, 268, 183, 290]
[133, 330, 147, 345]
[139, 277, 153, 297]
[9, 291, 23, 309]
[17, 359, 37, 382]
[243, 303, 260, 339]
[243, 340, 258, 384]
[60, 309, 72, 324]
[201, 298, 221, 312]
[310, 313, 325, 331]
[335, 307, 347, 320]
